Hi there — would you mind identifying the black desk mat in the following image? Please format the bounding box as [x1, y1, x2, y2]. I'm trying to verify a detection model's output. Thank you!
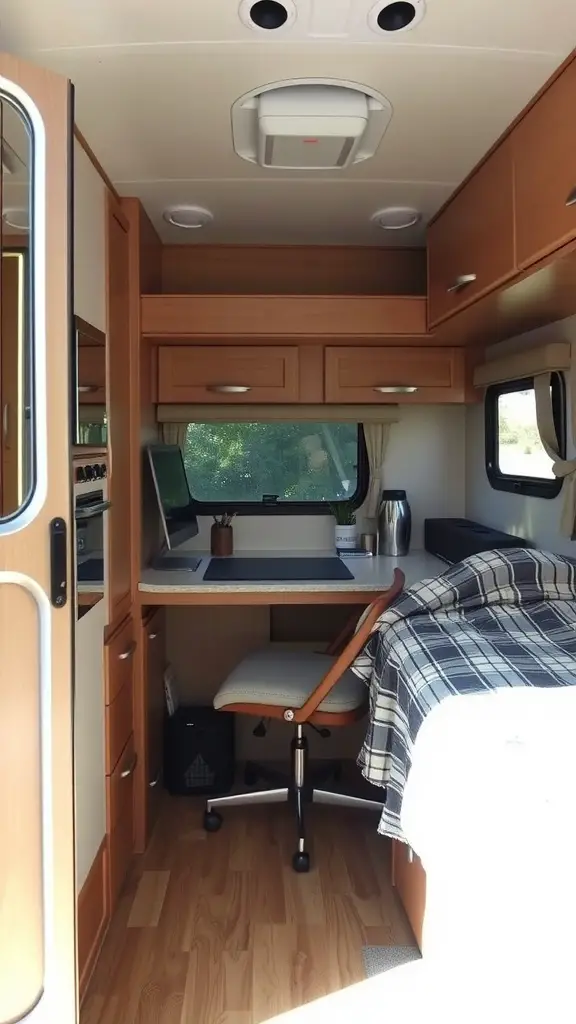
[203, 557, 354, 582]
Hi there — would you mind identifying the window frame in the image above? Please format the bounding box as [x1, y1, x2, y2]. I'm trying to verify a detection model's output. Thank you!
[184, 422, 370, 515]
[485, 373, 565, 499]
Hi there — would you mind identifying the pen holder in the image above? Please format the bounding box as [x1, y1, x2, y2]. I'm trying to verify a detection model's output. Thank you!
[211, 524, 233, 557]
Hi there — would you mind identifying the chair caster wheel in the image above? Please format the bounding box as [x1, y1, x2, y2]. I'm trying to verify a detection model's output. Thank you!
[203, 810, 223, 833]
[292, 851, 310, 873]
[244, 765, 259, 786]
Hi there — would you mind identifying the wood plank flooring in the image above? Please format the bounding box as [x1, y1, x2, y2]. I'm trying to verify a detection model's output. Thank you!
[81, 795, 414, 1024]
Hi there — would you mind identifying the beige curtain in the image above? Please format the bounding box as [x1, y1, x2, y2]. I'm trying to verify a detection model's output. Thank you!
[363, 421, 393, 521]
[161, 422, 188, 446]
[534, 373, 576, 536]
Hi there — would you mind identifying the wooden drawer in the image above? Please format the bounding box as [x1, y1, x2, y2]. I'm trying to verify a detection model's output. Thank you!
[105, 676, 133, 775]
[144, 609, 166, 838]
[325, 346, 466, 403]
[78, 344, 106, 404]
[428, 140, 515, 325]
[513, 59, 576, 268]
[107, 734, 136, 907]
[157, 345, 300, 403]
[105, 615, 135, 705]
[392, 840, 426, 949]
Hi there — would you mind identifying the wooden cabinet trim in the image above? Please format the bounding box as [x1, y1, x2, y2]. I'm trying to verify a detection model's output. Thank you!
[142, 294, 428, 338]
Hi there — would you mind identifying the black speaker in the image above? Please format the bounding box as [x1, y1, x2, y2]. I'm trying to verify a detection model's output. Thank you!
[163, 706, 235, 796]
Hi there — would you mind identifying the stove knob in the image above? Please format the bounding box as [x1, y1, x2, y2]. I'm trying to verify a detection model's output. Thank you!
[84, 465, 94, 481]
[75, 466, 86, 483]
[93, 464, 102, 479]
[100, 464, 107, 478]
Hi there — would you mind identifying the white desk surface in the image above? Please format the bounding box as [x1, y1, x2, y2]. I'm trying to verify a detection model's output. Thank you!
[139, 550, 446, 596]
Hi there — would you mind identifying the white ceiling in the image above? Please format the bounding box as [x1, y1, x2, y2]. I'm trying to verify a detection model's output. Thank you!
[1, 0, 574, 245]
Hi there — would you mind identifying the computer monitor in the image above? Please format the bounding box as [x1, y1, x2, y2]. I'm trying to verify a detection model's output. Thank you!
[147, 444, 201, 571]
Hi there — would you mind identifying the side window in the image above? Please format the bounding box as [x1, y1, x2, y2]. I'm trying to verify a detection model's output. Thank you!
[485, 373, 565, 498]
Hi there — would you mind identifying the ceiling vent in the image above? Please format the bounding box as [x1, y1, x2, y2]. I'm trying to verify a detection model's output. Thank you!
[232, 80, 392, 170]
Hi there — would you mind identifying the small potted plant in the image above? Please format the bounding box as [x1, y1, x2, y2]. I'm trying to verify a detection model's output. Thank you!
[330, 503, 357, 550]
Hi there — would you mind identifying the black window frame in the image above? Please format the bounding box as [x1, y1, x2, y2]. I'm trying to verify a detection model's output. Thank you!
[184, 422, 369, 516]
[485, 373, 565, 499]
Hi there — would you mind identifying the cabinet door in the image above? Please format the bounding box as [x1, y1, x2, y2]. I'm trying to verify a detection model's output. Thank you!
[77, 343, 106, 404]
[428, 140, 515, 325]
[144, 609, 166, 839]
[513, 59, 576, 268]
[157, 345, 300, 403]
[107, 734, 136, 909]
[392, 840, 426, 949]
[325, 347, 466, 403]
[106, 197, 132, 626]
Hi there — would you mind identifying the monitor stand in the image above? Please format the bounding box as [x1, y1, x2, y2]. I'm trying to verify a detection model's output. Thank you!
[151, 552, 203, 572]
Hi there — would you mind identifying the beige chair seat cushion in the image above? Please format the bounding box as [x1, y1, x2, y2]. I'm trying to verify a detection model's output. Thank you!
[213, 642, 366, 715]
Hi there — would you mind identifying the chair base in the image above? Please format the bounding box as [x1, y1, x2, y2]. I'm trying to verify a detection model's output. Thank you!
[204, 726, 384, 872]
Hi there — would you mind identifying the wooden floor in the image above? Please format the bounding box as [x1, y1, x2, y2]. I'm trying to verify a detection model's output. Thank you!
[82, 794, 414, 1024]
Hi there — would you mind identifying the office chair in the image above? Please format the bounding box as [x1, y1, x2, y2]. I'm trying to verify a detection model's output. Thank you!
[202, 568, 405, 872]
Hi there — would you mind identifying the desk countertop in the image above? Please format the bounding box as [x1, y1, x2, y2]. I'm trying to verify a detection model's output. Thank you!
[139, 550, 446, 604]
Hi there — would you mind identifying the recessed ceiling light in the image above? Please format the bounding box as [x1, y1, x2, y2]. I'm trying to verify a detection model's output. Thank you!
[371, 206, 421, 230]
[2, 207, 29, 231]
[163, 205, 213, 230]
[368, 0, 425, 34]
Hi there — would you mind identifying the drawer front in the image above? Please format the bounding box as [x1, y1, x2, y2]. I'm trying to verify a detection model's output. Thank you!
[107, 734, 136, 905]
[78, 345, 106, 404]
[157, 345, 300, 403]
[513, 59, 576, 268]
[145, 609, 166, 834]
[325, 347, 464, 403]
[105, 615, 135, 705]
[392, 840, 426, 949]
[428, 140, 515, 325]
[105, 676, 133, 775]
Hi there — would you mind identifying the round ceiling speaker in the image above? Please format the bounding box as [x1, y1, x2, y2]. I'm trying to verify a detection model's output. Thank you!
[162, 205, 213, 229]
[369, 0, 425, 33]
[371, 206, 421, 230]
[2, 207, 29, 231]
[239, 0, 296, 31]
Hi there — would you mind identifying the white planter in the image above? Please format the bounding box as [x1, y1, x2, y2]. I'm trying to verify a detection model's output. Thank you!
[334, 524, 357, 549]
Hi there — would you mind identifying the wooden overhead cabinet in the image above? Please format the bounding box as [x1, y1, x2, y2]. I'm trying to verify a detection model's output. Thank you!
[427, 140, 515, 326]
[158, 345, 301, 403]
[325, 346, 468, 403]
[512, 58, 576, 269]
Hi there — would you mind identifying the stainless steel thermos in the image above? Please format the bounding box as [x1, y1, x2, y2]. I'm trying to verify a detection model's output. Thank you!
[377, 489, 411, 556]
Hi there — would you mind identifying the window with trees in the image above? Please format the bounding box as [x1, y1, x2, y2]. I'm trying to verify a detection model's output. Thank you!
[181, 421, 368, 513]
[485, 374, 565, 498]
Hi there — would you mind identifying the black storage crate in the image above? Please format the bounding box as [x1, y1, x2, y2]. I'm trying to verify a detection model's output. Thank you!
[163, 705, 235, 796]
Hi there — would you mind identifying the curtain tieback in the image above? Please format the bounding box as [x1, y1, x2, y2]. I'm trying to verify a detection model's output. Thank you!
[552, 459, 576, 480]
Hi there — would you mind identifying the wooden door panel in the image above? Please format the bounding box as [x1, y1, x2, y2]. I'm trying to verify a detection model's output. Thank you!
[107, 199, 132, 626]
[0, 56, 76, 1023]
[428, 140, 515, 325]
[325, 346, 466, 403]
[77, 344, 106, 404]
[513, 58, 576, 268]
[157, 345, 300, 403]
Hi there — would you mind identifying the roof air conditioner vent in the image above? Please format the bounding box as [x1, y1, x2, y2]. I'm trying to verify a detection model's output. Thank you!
[232, 80, 392, 170]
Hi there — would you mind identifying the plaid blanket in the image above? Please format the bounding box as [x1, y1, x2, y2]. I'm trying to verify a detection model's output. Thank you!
[352, 548, 576, 840]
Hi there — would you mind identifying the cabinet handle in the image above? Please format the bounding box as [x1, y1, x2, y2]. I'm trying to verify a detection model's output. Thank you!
[149, 772, 161, 788]
[2, 403, 8, 444]
[207, 385, 252, 394]
[78, 385, 99, 393]
[407, 847, 414, 864]
[148, 631, 158, 640]
[566, 186, 576, 208]
[446, 273, 477, 294]
[118, 641, 136, 661]
[373, 386, 418, 394]
[121, 753, 138, 779]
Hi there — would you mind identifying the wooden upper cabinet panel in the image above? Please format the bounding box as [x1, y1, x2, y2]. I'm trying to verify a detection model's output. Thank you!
[77, 345, 106, 404]
[141, 295, 427, 337]
[513, 59, 576, 269]
[325, 346, 466, 403]
[158, 346, 300, 403]
[428, 140, 515, 326]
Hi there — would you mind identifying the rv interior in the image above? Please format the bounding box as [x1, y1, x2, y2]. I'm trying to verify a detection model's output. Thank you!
[3, 3, 576, 1022]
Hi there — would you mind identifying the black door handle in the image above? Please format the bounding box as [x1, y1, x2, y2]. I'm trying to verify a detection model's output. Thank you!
[50, 517, 68, 608]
